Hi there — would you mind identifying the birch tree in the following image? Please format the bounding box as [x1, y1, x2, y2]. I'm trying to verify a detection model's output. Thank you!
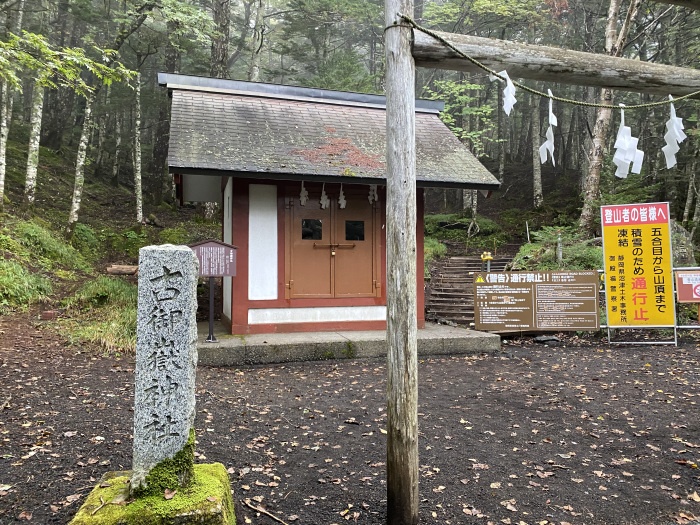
[133, 72, 143, 224]
[532, 96, 543, 208]
[248, 0, 266, 82]
[23, 77, 44, 210]
[0, 0, 24, 213]
[578, 0, 642, 235]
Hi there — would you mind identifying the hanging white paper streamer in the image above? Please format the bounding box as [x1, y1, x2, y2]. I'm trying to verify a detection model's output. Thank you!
[368, 184, 378, 204]
[612, 105, 644, 178]
[489, 70, 516, 115]
[338, 183, 347, 209]
[538, 89, 557, 166]
[320, 183, 329, 209]
[299, 181, 309, 206]
[661, 95, 687, 169]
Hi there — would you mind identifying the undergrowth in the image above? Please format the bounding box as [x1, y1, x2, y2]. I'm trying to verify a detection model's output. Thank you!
[0, 259, 52, 313]
[62, 276, 137, 353]
[511, 226, 602, 271]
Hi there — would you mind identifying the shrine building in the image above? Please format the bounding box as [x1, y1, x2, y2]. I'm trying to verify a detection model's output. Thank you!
[158, 73, 500, 335]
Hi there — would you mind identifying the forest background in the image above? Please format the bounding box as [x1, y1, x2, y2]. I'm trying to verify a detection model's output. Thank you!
[1, 0, 700, 234]
[0, 0, 699, 281]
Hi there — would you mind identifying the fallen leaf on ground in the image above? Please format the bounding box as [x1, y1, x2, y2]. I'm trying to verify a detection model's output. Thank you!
[164, 488, 176, 500]
[500, 499, 517, 512]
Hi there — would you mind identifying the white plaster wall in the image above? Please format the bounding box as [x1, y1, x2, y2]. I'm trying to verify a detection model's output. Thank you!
[248, 306, 387, 325]
[248, 184, 278, 300]
[182, 174, 221, 203]
[222, 178, 233, 321]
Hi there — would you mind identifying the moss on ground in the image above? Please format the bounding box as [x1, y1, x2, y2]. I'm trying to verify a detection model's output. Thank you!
[69, 463, 235, 525]
[132, 429, 196, 498]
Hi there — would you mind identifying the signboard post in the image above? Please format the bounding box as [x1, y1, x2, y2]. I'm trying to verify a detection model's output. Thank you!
[189, 240, 237, 342]
[474, 271, 600, 332]
[600, 202, 675, 334]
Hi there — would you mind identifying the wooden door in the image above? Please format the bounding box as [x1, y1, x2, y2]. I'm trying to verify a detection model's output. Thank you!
[290, 203, 333, 298]
[334, 194, 377, 297]
[287, 185, 379, 299]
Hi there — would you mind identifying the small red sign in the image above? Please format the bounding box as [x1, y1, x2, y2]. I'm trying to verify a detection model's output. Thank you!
[675, 270, 700, 303]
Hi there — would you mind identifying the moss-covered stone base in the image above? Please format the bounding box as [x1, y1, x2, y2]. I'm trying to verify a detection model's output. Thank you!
[69, 463, 235, 525]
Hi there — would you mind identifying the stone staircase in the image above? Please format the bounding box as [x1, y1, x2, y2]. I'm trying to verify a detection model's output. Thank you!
[425, 255, 511, 327]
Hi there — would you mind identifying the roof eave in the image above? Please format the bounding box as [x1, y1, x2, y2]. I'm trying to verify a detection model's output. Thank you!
[170, 167, 501, 191]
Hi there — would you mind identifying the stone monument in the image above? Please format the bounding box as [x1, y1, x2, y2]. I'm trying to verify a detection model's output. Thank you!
[70, 245, 235, 525]
[132, 245, 199, 494]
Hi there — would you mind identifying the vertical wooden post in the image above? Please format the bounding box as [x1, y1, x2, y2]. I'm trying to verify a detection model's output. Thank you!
[385, 1, 419, 524]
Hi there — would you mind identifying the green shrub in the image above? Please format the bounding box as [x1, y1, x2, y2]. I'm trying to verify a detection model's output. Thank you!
[0, 260, 52, 312]
[71, 223, 102, 261]
[104, 226, 148, 259]
[13, 219, 91, 272]
[62, 276, 137, 352]
[424, 236, 447, 276]
[159, 226, 190, 245]
[511, 226, 602, 271]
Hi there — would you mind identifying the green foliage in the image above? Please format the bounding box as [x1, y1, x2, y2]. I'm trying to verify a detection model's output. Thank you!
[425, 213, 507, 251]
[71, 223, 102, 261]
[424, 236, 447, 276]
[0, 31, 134, 96]
[62, 276, 137, 352]
[13, 219, 91, 272]
[424, 79, 495, 156]
[511, 226, 603, 271]
[0, 260, 52, 313]
[159, 226, 190, 245]
[299, 50, 377, 93]
[103, 227, 148, 259]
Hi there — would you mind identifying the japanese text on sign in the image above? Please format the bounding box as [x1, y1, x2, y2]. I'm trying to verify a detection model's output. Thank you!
[601, 202, 675, 327]
[474, 271, 599, 332]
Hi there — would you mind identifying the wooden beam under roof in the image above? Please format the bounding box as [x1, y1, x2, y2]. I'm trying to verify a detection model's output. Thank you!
[649, 0, 700, 10]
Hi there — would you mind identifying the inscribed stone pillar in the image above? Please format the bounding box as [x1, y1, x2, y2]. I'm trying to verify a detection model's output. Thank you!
[132, 245, 199, 494]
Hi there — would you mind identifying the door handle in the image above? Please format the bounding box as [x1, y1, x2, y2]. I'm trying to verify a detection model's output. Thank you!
[313, 243, 356, 249]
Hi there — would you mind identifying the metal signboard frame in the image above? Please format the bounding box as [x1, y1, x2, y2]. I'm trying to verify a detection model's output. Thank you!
[600, 202, 677, 346]
[474, 271, 600, 332]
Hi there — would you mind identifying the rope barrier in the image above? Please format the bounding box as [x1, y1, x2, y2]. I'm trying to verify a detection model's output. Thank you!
[397, 13, 700, 111]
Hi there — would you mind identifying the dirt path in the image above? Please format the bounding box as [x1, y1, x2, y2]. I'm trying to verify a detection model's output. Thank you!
[1, 312, 699, 524]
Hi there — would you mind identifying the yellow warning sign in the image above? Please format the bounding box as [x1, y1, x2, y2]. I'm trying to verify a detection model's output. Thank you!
[601, 202, 675, 328]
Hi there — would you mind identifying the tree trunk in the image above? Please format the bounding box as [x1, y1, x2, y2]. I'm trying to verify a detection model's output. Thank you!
[682, 168, 694, 227]
[385, 0, 419, 523]
[579, 0, 642, 236]
[24, 79, 44, 211]
[151, 20, 180, 206]
[0, 82, 10, 212]
[93, 85, 111, 178]
[66, 95, 94, 238]
[0, 0, 25, 212]
[133, 73, 143, 224]
[497, 86, 505, 182]
[532, 98, 543, 208]
[111, 113, 122, 187]
[211, 0, 230, 78]
[248, 0, 266, 82]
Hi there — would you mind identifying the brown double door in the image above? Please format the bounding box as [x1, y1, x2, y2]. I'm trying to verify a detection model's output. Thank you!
[287, 185, 380, 299]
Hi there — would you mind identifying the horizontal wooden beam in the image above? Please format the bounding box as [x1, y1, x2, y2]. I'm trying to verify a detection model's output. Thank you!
[649, 0, 700, 10]
[413, 30, 700, 99]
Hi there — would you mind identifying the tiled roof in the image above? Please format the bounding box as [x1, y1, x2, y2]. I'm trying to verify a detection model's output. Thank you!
[165, 77, 500, 190]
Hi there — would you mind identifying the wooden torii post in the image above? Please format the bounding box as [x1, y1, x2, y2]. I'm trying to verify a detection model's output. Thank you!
[384, 2, 698, 524]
